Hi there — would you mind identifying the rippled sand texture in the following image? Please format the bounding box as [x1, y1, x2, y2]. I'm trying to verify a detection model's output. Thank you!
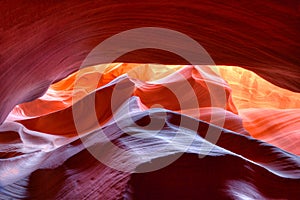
[1, 64, 299, 199]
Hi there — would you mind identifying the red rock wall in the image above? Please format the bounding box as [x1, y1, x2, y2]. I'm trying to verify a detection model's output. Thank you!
[1, 0, 299, 123]
[0, 1, 299, 199]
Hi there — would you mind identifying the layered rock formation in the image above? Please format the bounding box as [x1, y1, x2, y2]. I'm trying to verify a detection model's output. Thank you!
[0, 1, 299, 199]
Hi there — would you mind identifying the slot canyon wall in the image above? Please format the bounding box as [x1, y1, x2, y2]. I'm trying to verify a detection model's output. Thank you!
[0, 0, 299, 199]
[1, 0, 299, 123]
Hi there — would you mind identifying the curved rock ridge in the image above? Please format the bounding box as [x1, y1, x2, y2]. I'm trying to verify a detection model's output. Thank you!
[7, 64, 235, 120]
[1, 102, 299, 199]
[217, 65, 300, 155]
[7, 63, 300, 154]
[0, 64, 299, 199]
[1, 0, 299, 124]
[8, 64, 300, 119]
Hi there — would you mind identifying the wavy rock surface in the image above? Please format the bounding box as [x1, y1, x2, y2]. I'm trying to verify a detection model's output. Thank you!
[1, 1, 300, 199]
[1, 64, 300, 199]
[0, 0, 299, 123]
